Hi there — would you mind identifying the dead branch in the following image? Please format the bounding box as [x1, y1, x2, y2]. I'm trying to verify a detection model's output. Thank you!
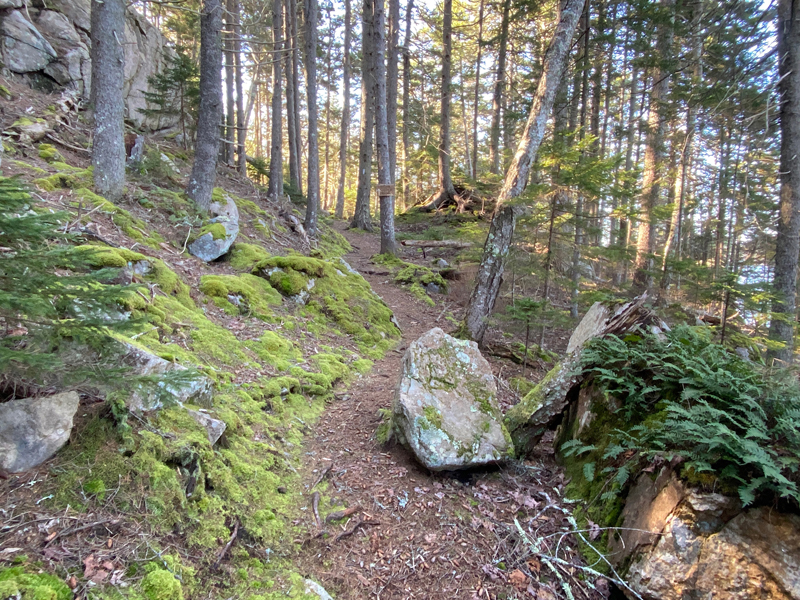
[310, 491, 323, 530]
[400, 240, 473, 248]
[311, 465, 332, 490]
[212, 520, 239, 569]
[333, 518, 380, 542]
[325, 506, 360, 523]
[45, 519, 117, 546]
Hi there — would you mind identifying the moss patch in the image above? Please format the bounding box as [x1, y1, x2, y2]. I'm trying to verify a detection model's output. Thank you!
[37, 143, 63, 163]
[230, 243, 271, 271]
[199, 274, 282, 319]
[0, 567, 71, 600]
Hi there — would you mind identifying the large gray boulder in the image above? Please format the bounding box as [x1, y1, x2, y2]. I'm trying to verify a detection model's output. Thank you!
[0, 392, 80, 472]
[391, 327, 513, 470]
[1, 10, 56, 73]
[189, 194, 239, 262]
[120, 342, 213, 412]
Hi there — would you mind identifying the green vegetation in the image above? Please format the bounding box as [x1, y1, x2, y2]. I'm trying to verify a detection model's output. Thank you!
[37, 143, 63, 163]
[563, 325, 800, 508]
[199, 274, 282, 318]
[0, 567, 72, 600]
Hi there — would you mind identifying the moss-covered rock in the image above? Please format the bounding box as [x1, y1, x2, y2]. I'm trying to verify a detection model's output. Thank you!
[37, 143, 63, 163]
[199, 274, 282, 319]
[0, 567, 71, 600]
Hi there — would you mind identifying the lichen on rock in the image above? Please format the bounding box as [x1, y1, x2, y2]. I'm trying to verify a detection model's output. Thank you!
[390, 327, 513, 470]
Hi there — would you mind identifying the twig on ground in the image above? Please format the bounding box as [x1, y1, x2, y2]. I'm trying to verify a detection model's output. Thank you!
[212, 520, 239, 569]
[325, 506, 360, 524]
[45, 519, 117, 546]
[310, 491, 323, 530]
[311, 465, 332, 490]
[333, 518, 380, 542]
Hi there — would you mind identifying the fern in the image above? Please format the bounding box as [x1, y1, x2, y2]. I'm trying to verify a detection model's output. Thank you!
[577, 325, 800, 506]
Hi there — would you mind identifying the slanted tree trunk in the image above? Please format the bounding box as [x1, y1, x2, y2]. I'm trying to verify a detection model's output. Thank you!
[91, 0, 126, 202]
[335, 0, 352, 219]
[304, 0, 320, 236]
[387, 0, 400, 183]
[631, 0, 674, 293]
[768, 0, 800, 365]
[489, 0, 510, 175]
[471, 0, 484, 179]
[463, 0, 584, 344]
[267, 0, 284, 199]
[351, 0, 375, 231]
[430, 0, 457, 208]
[374, 0, 396, 254]
[400, 0, 414, 210]
[187, 0, 223, 212]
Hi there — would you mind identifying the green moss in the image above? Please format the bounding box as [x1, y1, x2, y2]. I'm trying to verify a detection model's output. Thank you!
[34, 166, 92, 191]
[199, 222, 227, 241]
[142, 569, 183, 600]
[311, 222, 352, 259]
[0, 567, 71, 600]
[12, 117, 45, 128]
[423, 405, 443, 429]
[269, 269, 310, 297]
[230, 243, 271, 271]
[73, 245, 148, 268]
[248, 331, 302, 371]
[199, 274, 281, 319]
[11, 160, 47, 175]
[352, 358, 373, 374]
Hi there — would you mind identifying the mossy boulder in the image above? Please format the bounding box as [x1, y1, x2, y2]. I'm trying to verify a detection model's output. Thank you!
[390, 327, 513, 470]
[188, 192, 239, 262]
[37, 143, 63, 163]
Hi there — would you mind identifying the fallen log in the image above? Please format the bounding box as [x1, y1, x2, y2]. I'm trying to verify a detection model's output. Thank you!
[504, 295, 669, 456]
[400, 240, 473, 248]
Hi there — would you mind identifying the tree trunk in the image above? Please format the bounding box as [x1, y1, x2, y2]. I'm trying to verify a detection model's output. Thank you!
[304, 0, 320, 235]
[323, 4, 333, 210]
[400, 0, 414, 211]
[233, 0, 246, 175]
[335, 0, 352, 219]
[471, 0, 484, 180]
[90, 0, 126, 203]
[432, 0, 457, 207]
[463, 0, 584, 344]
[224, 0, 235, 166]
[290, 0, 303, 190]
[351, 0, 375, 230]
[187, 0, 223, 212]
[489, 0, 510, 175]
[267, 0, 284, 199]
[631, 0, 674, 293]
[285, 0, 301, 192]
[374, 0, 396, 254]
[387, 0, 400, 184]
[768, 0, 800, 365]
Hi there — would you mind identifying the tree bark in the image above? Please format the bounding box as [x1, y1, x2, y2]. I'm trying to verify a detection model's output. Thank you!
[351, 0, 375, 230]
[387, 0, 400, 184]
[400, 0, 414, 211]
[304, 0, 320, 235]
[224, 0, 235, 166]
[431, 0, 457, 208]
[233, 0, 246, 175]
[631, 0, 674, 293]
[335, 0, 352, 219]
[471, 0, 484, 180]
[463, 0, 584, 344]
[323, 4, 333, 210]
[285, 0, 301, 192]
[489, 0, 510, 175]
[90, 0, 126, 203]
[768, 0, 800, 365]
[267, 0, 284, 199]
[187, 0, 223, 212]
[374, 0, 396, 254]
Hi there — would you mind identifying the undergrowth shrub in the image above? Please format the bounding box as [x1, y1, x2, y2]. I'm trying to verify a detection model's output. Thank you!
[568, 325, 800, 507]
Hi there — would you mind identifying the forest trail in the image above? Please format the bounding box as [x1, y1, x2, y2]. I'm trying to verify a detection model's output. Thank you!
[295, 225, 606, 600]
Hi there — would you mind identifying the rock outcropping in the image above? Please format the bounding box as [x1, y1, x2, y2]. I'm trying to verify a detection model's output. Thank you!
[0, 391, 80, 472]
[391, 327, 513, 470]
[0, 0, 176, 130]
[616, 469, 800, 599]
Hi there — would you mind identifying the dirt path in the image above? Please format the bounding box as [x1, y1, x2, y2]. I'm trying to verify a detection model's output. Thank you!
[296, 226, 606, 600]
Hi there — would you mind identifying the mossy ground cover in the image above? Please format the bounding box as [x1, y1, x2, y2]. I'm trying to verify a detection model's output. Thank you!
[371, 254, 447, 307]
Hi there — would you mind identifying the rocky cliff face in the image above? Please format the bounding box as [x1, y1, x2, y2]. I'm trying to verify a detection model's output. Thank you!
[0, 0, 175, 130]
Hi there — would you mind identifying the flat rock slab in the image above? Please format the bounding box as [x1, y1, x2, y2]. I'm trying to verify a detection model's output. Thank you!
[0, 391, 80, 472]
[392, 327, 513, 471]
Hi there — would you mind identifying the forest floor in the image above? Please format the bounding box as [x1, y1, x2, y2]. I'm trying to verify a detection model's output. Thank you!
[294, 224, 609, 600]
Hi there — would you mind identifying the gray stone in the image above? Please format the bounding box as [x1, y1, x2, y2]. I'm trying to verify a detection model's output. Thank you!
[188, 194, 240, 262]
[391, 327, 513, 471]
[10, 117, 50, 144]
[0, 392, 80, 472]
[425, 282, 442, 295]
[0, 0, 23, 9]
[434, 258, 449, 268]
[304, 580, 334, 600]
[120, 342, 213, 412]
[187, 409, 226, 445]
[1, 10, 56, 73]
[127, 135, 145, 166]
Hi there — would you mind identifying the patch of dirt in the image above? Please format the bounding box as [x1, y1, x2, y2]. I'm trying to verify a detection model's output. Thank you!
[295, 224, 609, 600]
